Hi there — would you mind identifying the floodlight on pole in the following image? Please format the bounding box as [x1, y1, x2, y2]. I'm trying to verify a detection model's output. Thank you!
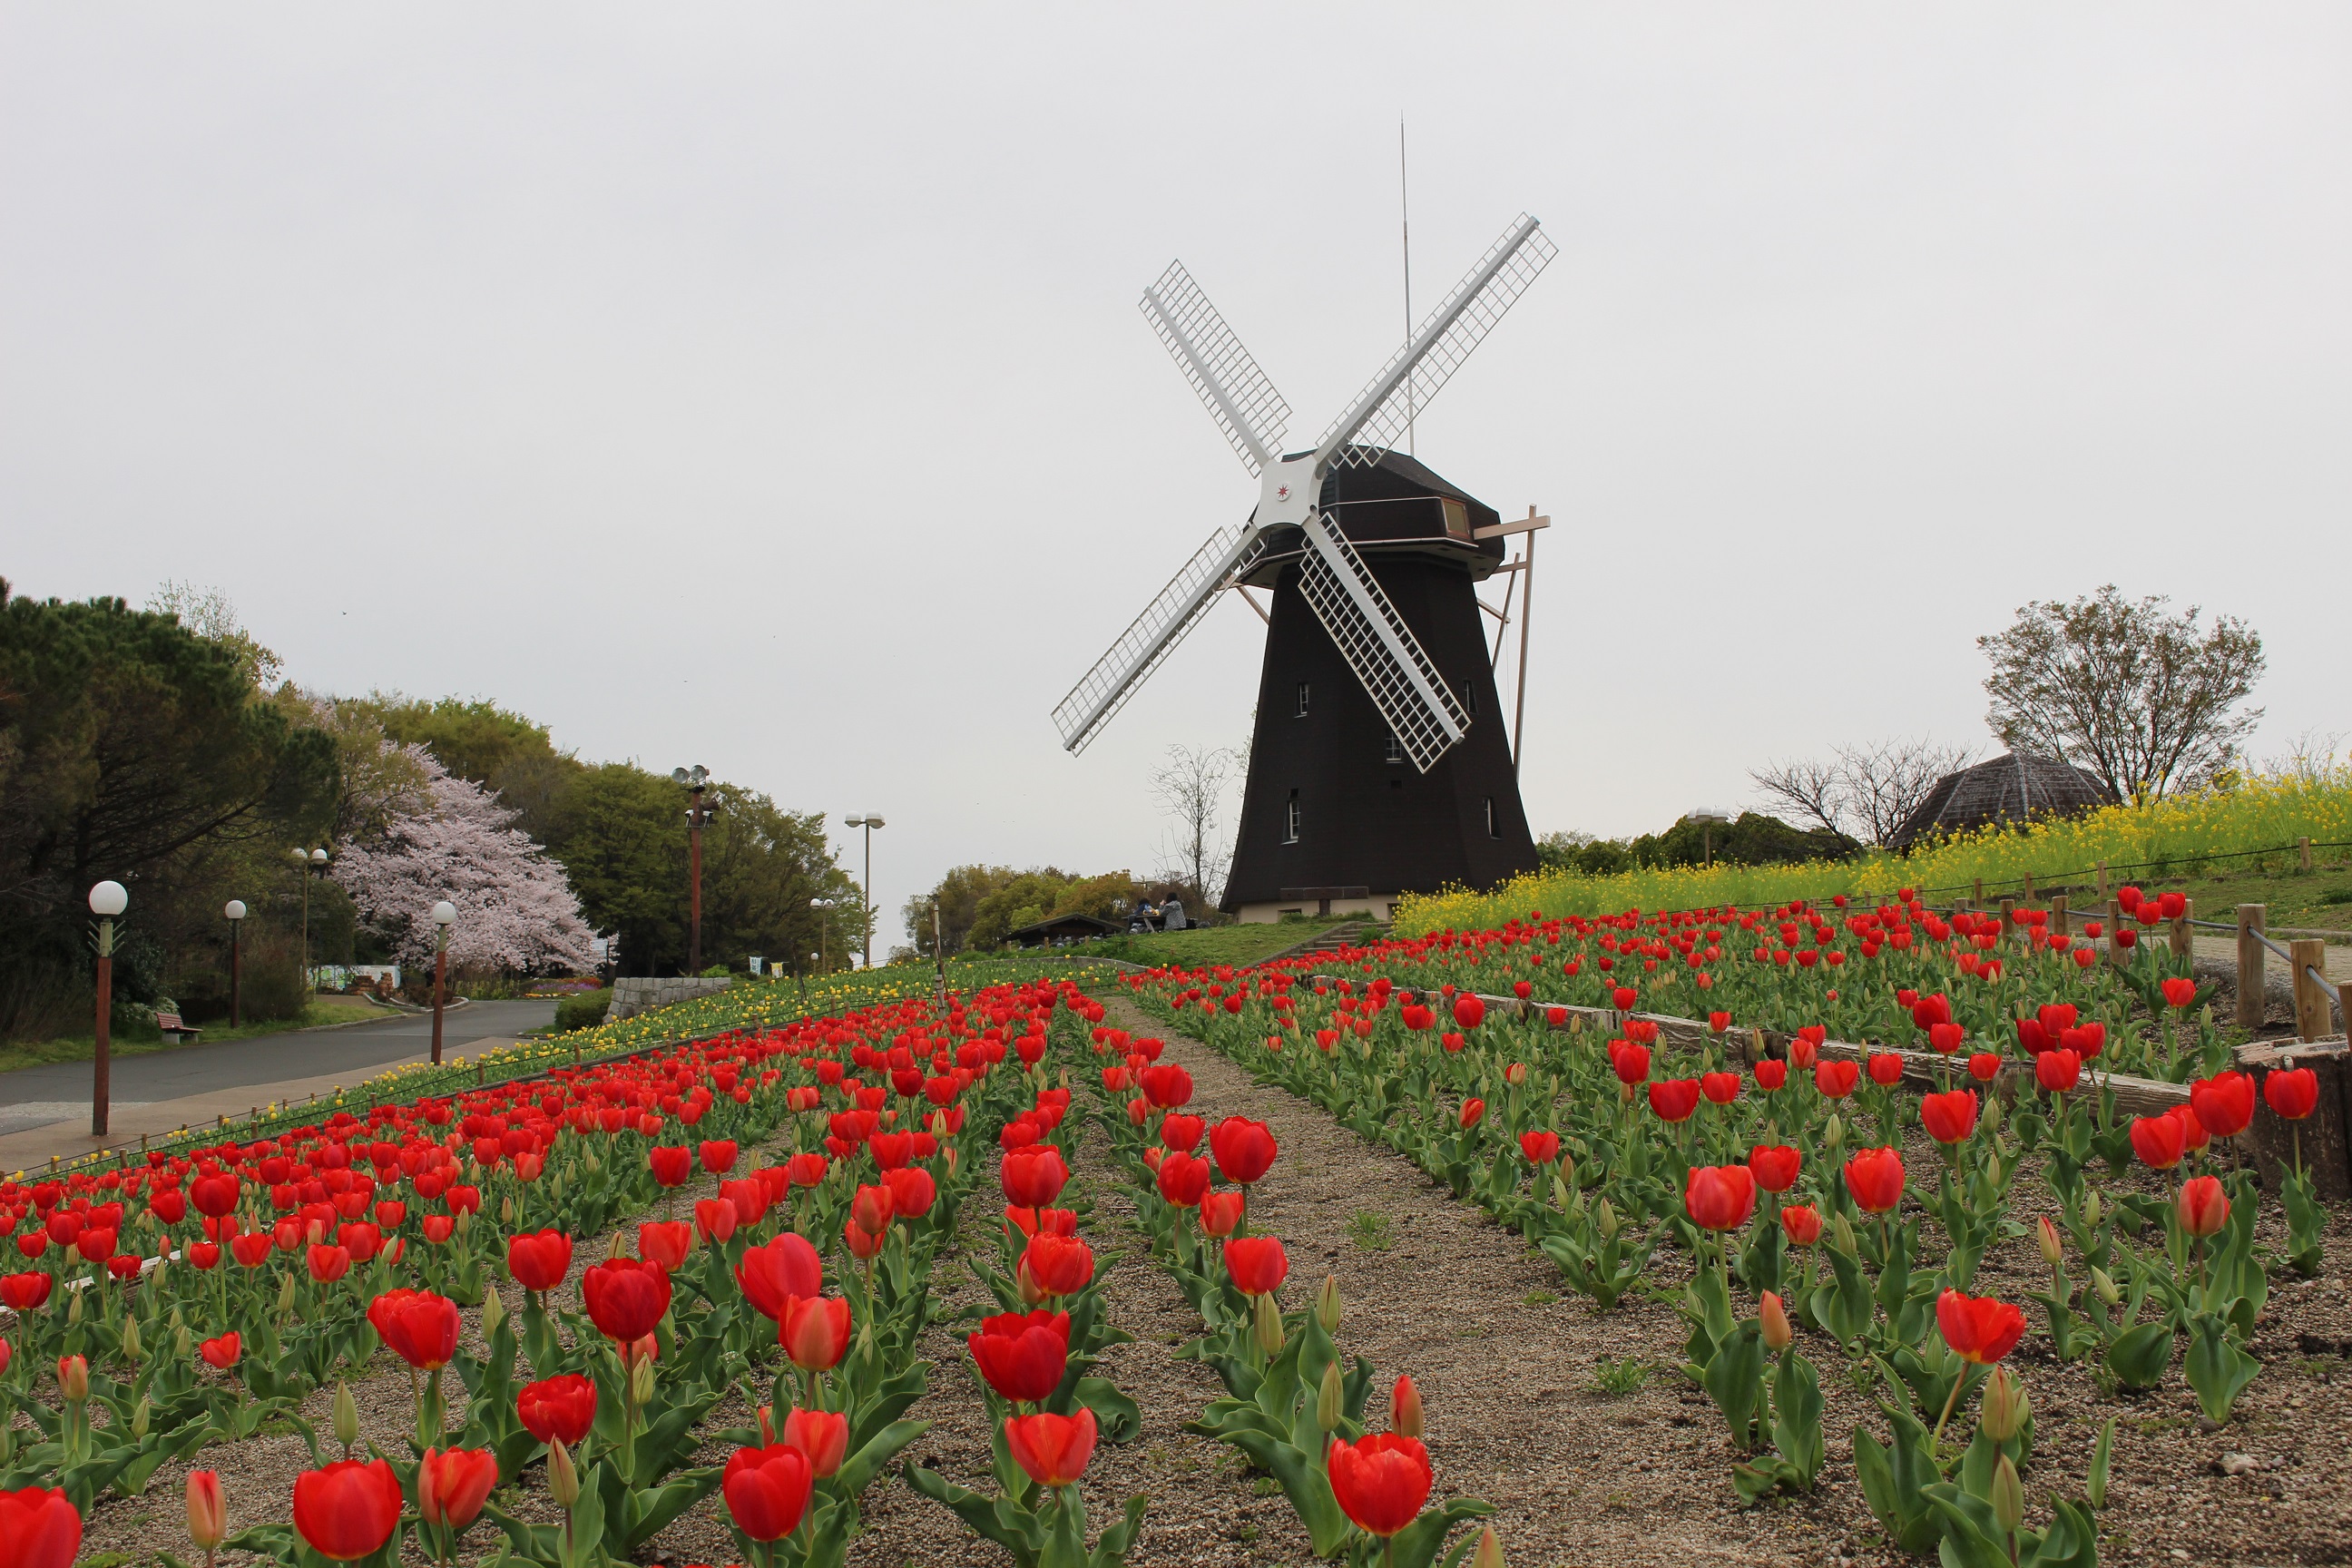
[842, 814, 885, 968]
[674, 766, 712, 974]
[89, 880, 128, 1137]
[1688, 808, 1732, 868]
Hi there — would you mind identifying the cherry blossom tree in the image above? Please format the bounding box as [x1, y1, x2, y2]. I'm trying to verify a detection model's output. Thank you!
[332, 745, 597, 973]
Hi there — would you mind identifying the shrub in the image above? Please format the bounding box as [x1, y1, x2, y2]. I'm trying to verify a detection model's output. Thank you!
[554, 987, 612, 1032]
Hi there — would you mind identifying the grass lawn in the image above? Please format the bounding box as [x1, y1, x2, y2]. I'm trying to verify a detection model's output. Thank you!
[1054, 919, 1364, 970]
[2161, 857, 2352, 935]
[0, 993, 394, 1077]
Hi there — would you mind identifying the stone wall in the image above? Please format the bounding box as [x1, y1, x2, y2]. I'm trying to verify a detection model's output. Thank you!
[609, 976, 733, 1022]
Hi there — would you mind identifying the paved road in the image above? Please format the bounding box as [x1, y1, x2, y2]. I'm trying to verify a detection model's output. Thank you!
[0, 999, 557, 1138]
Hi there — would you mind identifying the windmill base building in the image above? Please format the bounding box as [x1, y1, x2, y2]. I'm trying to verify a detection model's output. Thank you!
[1221, 448, 1535, 923]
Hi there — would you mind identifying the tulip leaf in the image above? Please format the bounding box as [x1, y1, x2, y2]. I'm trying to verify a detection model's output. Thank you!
[833, 1416, 928, 1496]
[1377, 1495, 1498, 1568]
[2183, 1312, 2260, 1424]
[2102, 1321, 2174, 1390]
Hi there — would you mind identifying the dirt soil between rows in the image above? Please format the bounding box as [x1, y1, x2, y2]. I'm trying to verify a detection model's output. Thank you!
[42, 987, 2352, 1568]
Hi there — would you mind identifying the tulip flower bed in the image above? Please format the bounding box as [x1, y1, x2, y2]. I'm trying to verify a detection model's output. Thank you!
[1113, 900, 2352, 1564]
[1, 970, 1261, 1568]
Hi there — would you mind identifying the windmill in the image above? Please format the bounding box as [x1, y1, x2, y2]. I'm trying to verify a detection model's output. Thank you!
[1054, 211, 1557, 923]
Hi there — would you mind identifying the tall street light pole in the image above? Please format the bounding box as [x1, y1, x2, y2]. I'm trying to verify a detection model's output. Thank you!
[430, 900, 456, 1064]
[89, 880, 127, 1138]
[224, 900, 247, 1027]
[811, 897, 837, 974]
[672, 766, 711, 975]
[290, 847, 328, 987]
[843, 813, 884, 967]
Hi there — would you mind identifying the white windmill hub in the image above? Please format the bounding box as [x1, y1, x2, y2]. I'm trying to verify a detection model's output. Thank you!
[1255, 455, 1319, 531]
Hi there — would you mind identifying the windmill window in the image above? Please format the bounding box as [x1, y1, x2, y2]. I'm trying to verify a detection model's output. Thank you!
[1284, 789, 1301, 843]
[1440, 497, 1471, 540]
[1384, 731, 1404, 766]
[1295, 681, 1310, 718]
[1460, 680, 1478, 716]
[1485, 796, 1501, 838]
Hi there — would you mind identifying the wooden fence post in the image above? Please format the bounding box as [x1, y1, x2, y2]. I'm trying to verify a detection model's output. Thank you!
[2291, 939, 2330, 1042]
[2300, 837, 2313, 873]
[2023, 872, 2037, 902]
[2236, 905, 2268, 1030]
[2052, 895, 2070, 936]
[2096, 860, 2108, 897]
[1974, 877, 1985, 906]
[1999, 897, 2015, 943]
[2170, 897, 2194, 960]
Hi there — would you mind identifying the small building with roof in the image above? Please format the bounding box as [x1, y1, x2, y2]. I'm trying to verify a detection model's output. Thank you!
[1887, 753, 2113, 852]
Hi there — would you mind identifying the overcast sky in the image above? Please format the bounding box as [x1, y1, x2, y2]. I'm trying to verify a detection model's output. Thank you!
[5, 5, 2347, 951]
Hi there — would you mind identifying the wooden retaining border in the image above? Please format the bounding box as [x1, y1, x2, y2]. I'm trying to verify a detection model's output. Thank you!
[1297, 975, 2352, 1201]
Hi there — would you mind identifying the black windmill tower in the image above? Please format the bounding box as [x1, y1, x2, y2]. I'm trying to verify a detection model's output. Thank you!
[1054, 214, 1554, 923]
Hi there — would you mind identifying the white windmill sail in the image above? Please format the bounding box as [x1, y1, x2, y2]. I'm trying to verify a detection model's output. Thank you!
[1056, 212, 1554, 772]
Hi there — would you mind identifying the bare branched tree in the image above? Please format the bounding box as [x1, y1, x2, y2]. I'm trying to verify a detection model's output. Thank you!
[1750, 738, 1979, 847]
[1833, 738, 1980, 847]
[1748, 756, 1847, 838]
[1980, 585, 2264, 802]
[1151, 743, 1237, 906]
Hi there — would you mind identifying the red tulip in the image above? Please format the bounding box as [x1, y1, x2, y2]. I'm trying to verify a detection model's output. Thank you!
[1458, 1098, 1485, 1128]
[516, 1375, 597, 1446]
[2265, 1067, 2320, 1121]
[1452, 994, 1485, 1030]
[1000, 1145, 1070, 1208]
[735, 1233, 824, 1320]
[1022, 1233, 1095, 1298]
[1155, 1152, 1211, 1208]
[187, 1469, 225, 1551]
[1157, 1112, 1205, 1152]
[1327, 1431, 1432, 1538]
[1700, 1071, 1741, 1105]
[2169, 1102, 2210, 1152]
[787, 1152, 828, 1188]
[291, 1459, 403, 1562]
[1927, 1023, 1965, 1054]
[1198, 1191, 1246, 1238]
[1224, 1236, 1289, 1296]
[0, 1485, 82, 1568]
[648, 1146, 692, 1188]
[506, 1230, 573, 1293]
[722, 1444, 814, 1542]
[200, 1330, 241, 1369]
[638, 1220, 692, 1270]
[1684, 1165, 1757, 1231]
[1, 1273, 53, 1312]
[189, 1171, 240, 1219]
[1608, 1042, 1651, 1085]
[1209, 1117, 1279, 1184]
[306, 1244, 350, 1284]
[151, 1190, 187, 1226]
[368, 1289, 461, 1370]
[884, 1166, 937, 1220]
[1747, 1145, 1801, 1193]
[2129, 1112, 2186, 1170]
[2034, 1049, 2081, 1094]
[1648, 1079, 1700, 1123]
[1753, 1059, 1787, 1091]
[2190, 1072, 2254, 1139]
[1919, 1090, 1979, 1145]
[693, 1198, 738, 1245]
[2178, 1174, 2230, 1238]
[75, 1228, 116, 1263]
[1935, 1289, 2026, 1364]
[780, 1294, 852, 1371]
[968, 1309, 1070, 1402]
[582, 1258, 671, 1343]
[780, 1406, 849, 1478]
[1004, 1406, 1097, 1488]
[417, 1447, 498, 1531]
[700, 1139, 739, 1175]
[1844, 1147, 1906, 1214]
[1779, 1204, 1823, 1248]
[1814, 1061, 1858, 1099]
[1867, 1053, 1905, 1088]
[1140, 1063, 1194, 1109]
[1518, 1131, 1561, 1165]
[2161, 977, 2197, 1008]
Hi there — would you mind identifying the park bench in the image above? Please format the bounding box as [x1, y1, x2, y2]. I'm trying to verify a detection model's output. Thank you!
[154, 1011, 201, 1044]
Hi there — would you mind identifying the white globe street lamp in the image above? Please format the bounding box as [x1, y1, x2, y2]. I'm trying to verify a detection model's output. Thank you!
[430, 900, 457, 1065]
[88, 880, 128, 1137]
[224, 899, 249, 1027]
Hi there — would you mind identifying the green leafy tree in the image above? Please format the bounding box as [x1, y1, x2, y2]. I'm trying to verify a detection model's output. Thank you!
[1980, 585, 2264, 803]
[0, 580, 338, 1036]
[360, 694, 585, 844]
